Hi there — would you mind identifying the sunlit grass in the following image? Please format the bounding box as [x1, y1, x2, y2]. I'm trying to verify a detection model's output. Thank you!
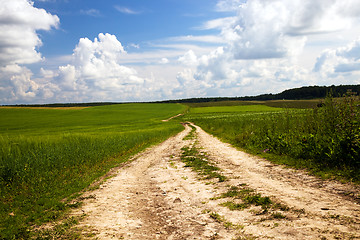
[182, 96, 360, 183]
[189, 104, 283, 114]
[0, 103, 186, 239]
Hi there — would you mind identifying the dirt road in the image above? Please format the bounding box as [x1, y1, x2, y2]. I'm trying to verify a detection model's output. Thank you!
[72, 123, 360, 239]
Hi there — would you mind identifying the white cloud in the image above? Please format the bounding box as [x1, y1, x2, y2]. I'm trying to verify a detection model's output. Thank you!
[128, 43, 140, 49]
[172, 0, 360, 99]
[114, 6, 141, 15]
[216, 0, 243, 12]
[313, 38, 360, 81]
[0, 64, 57, 103]
[178, 50, 198, 66]
[0, 0, 59, 66]
[176, 48, 315, 97]
[159, 58, 169, 64]
[47, 33, 192, 102]
[0, 0, 59, 104]
[201, 17, 236, 31]
[168, 35, 225, 44]
[57, 33, 145, 93]
[80, 9, 101, 17]
[210, 0, 360, 61]
[2, 0, 360, 104]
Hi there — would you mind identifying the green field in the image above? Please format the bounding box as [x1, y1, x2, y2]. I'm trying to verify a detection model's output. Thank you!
[185, 99, 322, 109]
[189, 104, 283, 114]
[182, 95, 360, 183]
[0, 103, 186, 239]
[1, 96, 359, 238]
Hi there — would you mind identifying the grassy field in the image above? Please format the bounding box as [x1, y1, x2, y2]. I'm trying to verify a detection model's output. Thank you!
[182, 95, 360, 183]
[185, 99, 322, 109]
[189, 104, 283, 114]
[2, 97, 359, 238]
[0, 103, 186, 239]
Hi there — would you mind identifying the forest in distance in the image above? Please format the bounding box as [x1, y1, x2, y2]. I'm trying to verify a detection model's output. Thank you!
[165, 84, 360, 104]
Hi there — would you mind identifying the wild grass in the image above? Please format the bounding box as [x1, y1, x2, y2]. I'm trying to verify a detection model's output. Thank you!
[183, 93, 360, 183]
[0, 103, 186, 239]
[189, 104, 283, 114]
[216, 185, 273, 211]
[182, 124, 196, 140]
[181, 146, 227, 182]
[185, 99, 321, 109]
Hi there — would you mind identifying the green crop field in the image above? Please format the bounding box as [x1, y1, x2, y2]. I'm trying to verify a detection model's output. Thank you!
[185, 99, 322, 109]
[189, 104, 283, 114]
[2, 96, 359, 239]
[0, 103, 186, 239]
[182, 95, 360, 183]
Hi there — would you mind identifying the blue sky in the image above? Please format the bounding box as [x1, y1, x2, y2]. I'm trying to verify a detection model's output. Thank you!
[1, 0, 360, 104]
[34, 0, 223, 56]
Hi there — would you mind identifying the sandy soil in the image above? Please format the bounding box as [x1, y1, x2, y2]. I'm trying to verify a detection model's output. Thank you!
[72, 123, 360, 239]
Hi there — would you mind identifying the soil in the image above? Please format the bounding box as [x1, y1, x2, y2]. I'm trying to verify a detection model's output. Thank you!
[71, 123, 360, 239]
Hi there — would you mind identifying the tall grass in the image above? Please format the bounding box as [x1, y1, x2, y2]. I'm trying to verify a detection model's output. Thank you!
[0, 103, 185, 239]
[184, 94, 360, 182]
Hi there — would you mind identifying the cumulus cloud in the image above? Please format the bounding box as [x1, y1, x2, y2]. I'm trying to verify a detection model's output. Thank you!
[314, 38, 360, 79]
[175, 0, 360, 98]
[178, 50, 198, 67]
[52, 33, 149, 101]
[0, 64, 60, 103]
[176, 48, 314, 97]
[206, 0, 360, 60]
[0, 0, 59, 66]
[0, 0, 59, 104]
[2, 0, 360, 104]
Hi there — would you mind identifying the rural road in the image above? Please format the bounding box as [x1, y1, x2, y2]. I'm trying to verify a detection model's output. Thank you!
[72, 123, 360, 239]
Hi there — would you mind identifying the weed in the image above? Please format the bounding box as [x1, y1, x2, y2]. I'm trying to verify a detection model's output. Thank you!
[215, 185, 288, 214]
[232, 233, 257, 240]
[183, 124, 197, 140]
[181, 146, 226, 182]
[209, 212, 224, 223]
[270, 212, 286, 219]
[202, 209, 211, 214]
[169, 161, 177, 169]
[272, 203, 290, 211]
[221, 201, 248, 210]
[209, 212, 239, 230]
[183, 94, 360, 183]
[223, 221, 235, 229]
[329, 214, 340, 219]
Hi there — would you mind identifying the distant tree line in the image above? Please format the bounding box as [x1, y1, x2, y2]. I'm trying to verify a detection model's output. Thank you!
[162, 84, 360, 103]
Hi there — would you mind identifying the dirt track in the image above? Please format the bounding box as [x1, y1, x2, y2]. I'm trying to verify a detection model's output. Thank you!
[72, 123, 360, 239]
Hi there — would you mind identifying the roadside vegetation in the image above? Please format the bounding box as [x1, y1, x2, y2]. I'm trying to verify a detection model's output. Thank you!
[0, 103, 186, 239]
[181, 124, 226, 182]
[183, 93, 360, 183]
[181, 145, 226, 183]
